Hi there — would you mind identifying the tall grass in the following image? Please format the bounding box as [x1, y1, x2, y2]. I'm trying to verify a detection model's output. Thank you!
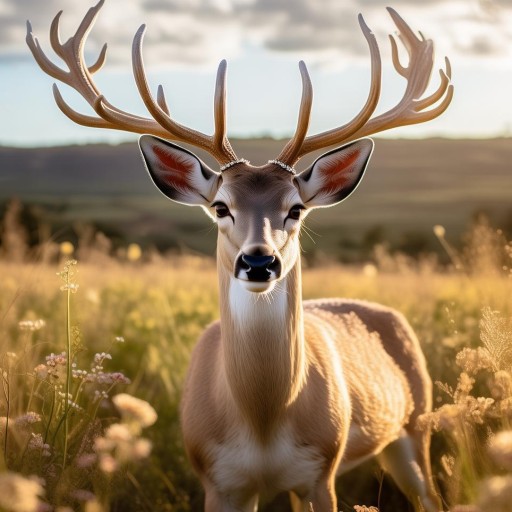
[0, 217, 510, 511]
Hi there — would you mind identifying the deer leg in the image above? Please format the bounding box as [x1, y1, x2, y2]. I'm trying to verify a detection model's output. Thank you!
[308, 476, 337, 512]
[376, 429, 440, 512]
[289, 491, 312, 512]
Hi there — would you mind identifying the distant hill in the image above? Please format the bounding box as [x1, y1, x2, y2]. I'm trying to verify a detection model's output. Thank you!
[1, 138, 511, 257]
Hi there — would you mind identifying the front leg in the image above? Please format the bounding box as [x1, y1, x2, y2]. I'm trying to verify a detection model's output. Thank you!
[290, 476, 337, 512]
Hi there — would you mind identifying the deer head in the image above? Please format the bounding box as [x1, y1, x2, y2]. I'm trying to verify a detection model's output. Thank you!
[27, 0, 453, 293]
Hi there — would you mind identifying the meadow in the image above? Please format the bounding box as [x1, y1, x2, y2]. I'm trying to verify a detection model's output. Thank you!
[0, 216, 512, 512]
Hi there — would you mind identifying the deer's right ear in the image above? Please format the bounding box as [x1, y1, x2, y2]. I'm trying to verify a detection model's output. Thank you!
[139, 135, 221, 206]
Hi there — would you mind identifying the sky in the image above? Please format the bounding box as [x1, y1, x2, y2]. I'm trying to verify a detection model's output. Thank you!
[1, 0, 512, 147]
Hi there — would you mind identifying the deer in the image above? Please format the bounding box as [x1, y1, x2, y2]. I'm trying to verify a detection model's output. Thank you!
[27, 1, 453, 510]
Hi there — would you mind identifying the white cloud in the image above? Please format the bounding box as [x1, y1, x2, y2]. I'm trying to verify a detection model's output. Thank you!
[3, 0, 512, 71]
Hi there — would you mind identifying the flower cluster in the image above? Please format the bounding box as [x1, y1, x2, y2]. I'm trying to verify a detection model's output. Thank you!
[18, 319, 46, 332]
[0, 472, 45, 512]
[57, 260, 79, 293]
[93, 394, 157, 474]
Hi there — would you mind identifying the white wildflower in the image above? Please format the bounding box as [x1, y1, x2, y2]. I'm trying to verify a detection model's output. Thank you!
[112, 393, 157, 430]
[478, 475, 512, 512]
[18, 320, 46, 332]
[489, 430, 512, 470]
[105, 423, 132, 443]
[0, 472, 45, 512]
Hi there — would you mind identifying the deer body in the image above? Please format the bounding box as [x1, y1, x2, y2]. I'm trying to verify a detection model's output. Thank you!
[28, 3, 453, 510]
[178, 165, 435, 511]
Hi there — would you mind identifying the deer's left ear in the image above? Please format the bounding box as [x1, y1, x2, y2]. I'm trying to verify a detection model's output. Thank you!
[295, 138, 374, 208]
[139, 135, 221, 206]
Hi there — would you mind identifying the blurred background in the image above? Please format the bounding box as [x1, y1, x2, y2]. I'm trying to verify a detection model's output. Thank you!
[1, 0, 511, 262]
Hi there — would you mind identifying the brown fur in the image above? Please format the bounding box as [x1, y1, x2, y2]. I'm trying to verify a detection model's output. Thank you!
[174, 161, 438, 511]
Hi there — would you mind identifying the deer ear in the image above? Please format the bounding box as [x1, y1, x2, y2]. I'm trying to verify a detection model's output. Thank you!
[139, 135, 221, 206]
[295, 138, 374, 208]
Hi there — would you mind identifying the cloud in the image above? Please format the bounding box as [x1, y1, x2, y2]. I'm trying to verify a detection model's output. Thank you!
[2, 0, 512, 69]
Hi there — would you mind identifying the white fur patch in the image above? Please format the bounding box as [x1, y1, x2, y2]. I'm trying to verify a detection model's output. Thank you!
[210, 424, 324, 499]
[229, 277, 287, 330]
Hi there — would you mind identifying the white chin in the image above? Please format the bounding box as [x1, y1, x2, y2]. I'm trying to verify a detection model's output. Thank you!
[238, 279, 276, 293]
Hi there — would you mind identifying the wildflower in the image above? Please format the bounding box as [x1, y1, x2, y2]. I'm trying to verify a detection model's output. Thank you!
[127, 243, 142, 262]
[133, 438, 152, 459]
[465, 396, 494, 425]
[105, 423, 132, 443]
[114, 336, 125, 343]
[59, 241, 74, 256]
[433, 225, 446, 238]
[14, 412, 42, 429]
[18, 320, 46, 332]
[478, 475, 512, 512]
[456, 347, 494, 375]
[45, 352, 67, 381]
[94, 372, 130, 385]
[95, 421, 153, 474]
[489, 371, 512, 400]
[489, 430, 512, 470]
[60, 283, 79, 293]
[112, 393, 157, 430]
[454, 372, 475, 403]
[98, 454, 118, 474]
[28, 434, 51, 457]
[362, 263, 378, 278]
[0, 472, 45, 512]
[33, 364, 48, 380]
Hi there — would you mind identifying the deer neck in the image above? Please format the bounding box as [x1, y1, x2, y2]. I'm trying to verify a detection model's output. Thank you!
[219, 258, 306, 441]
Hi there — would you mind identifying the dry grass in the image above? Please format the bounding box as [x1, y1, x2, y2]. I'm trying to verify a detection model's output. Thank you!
[0, 219, 511, 511]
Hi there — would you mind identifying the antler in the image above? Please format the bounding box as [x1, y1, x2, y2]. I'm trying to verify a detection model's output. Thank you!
[278, 7, 454, 166]
[26, 0, 238, 165]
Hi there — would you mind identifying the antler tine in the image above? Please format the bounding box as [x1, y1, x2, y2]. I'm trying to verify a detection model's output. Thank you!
[213, 60, 237, 159]
[280, 13, 381, 165]
[342, 10, 453, 141]
[26, 21, 68, 82]
[132, 25, 237, 163]
[157, 85, 170, 115]
[53, 84, 112, 129]
[27, 1, 238, 164]
[49, 11, 66, 60]
[277, 61, 313, 165]
[281, 9, 453, 163]
[89, 43, 108, 74]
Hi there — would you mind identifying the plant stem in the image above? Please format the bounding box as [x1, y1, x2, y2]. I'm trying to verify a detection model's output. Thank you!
[63, 276, 72, 468]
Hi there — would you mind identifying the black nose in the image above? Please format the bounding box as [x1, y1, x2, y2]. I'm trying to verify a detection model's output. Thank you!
[236, 253, 281, 281]
[241, 254, 275, 269]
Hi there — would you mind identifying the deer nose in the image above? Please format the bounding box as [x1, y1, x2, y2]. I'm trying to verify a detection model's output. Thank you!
[235, 252, 281, 282]
[241, 254, 275, 270]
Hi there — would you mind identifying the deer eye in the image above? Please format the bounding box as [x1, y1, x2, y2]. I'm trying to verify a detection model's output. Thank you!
[212, 202, 231, 219]
[287, 204, 305, 221]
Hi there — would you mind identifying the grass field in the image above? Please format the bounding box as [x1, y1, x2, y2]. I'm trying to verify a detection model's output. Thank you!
[0, 219, 511, 511]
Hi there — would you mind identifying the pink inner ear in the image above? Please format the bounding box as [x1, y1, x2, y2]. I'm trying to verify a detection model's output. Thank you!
[320, 149, 360, 195]
[152, 145, 193, 190]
